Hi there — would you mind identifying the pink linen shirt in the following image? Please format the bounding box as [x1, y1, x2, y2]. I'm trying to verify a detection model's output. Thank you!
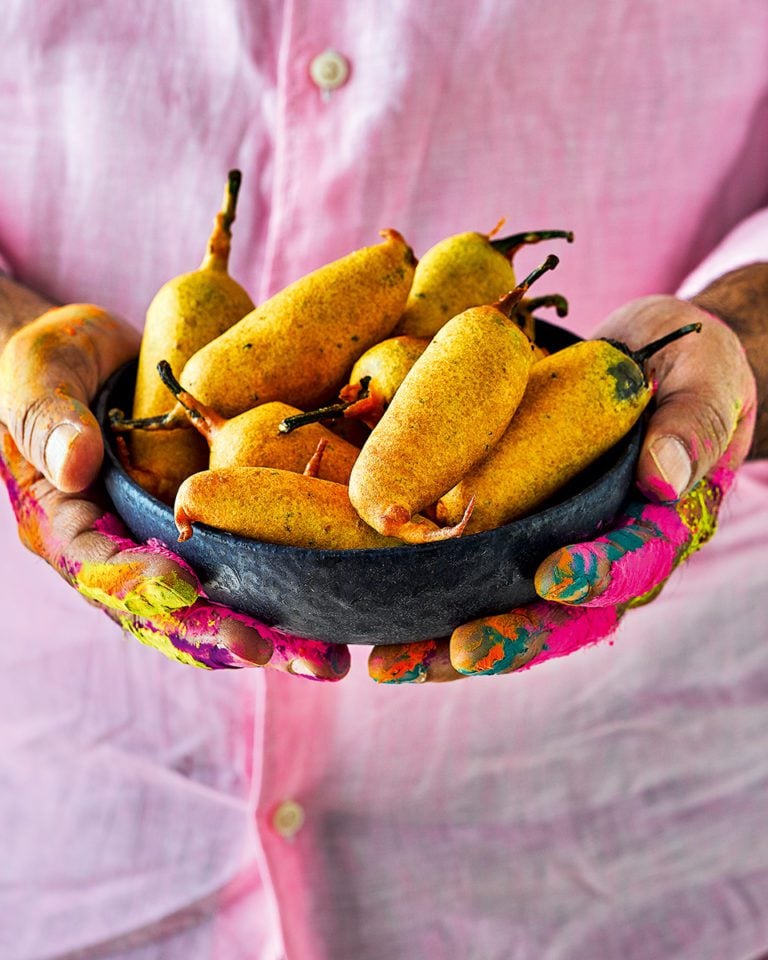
[1, 3, 768, 958]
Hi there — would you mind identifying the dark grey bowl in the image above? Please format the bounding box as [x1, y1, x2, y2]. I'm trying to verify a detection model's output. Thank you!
[95, 321, 642, 645]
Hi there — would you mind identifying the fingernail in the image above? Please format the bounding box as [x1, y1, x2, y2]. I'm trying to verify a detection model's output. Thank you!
[44, 423, 80, 486]
[284, 655, 348, 682]
[368, 642, 435, 684]
[451, 621, 543, 676]
[229, 635, 273, 667]
[270, 637, 350, 681]
[538, 573, 592, 604]
[370, 660, 429, 684]
[650, 436, 691, 499]
[535, 546, 604, 604]
[288, 658, 318, 677]
[220, 630, 273, 668]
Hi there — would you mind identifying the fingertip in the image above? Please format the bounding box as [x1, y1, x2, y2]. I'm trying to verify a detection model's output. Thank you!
[268, 633, 351, 681]
[368, 638, 462, 683]
[534, 544, 609, 605]
[637, 434, 692, 502]
[449, 624, 488, 675]
[368, 643, 429, 683]
[450, 615, 546, 675]
[43, 411, 104, 493]
[635, 472, 680, 504]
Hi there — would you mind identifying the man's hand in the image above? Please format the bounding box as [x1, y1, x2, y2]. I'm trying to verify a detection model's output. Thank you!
[0, 303, 140, 491]
[369, 291, 760, 683]
[0, 303, 350, 680]
[596, 294, 757, 496]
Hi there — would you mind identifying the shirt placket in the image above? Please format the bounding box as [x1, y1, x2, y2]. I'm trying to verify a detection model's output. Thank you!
[256, 0, 355, 304]
[250, 7, 363, 958]
[254, 670, 345, 960]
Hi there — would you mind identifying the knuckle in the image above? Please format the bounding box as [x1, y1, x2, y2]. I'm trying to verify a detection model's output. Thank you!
[695, 399, 735, 463]
[655, 387, 737, 471]
[2, 321, 99, 405]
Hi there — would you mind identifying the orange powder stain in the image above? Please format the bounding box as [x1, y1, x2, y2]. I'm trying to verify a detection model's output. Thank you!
[17, 510, 51, 560]
[76, 559, 147, 600]
[473, 640, 506, 673]
[369, 639, 438, 682]
[2, 433, 39, 489]
[52, 385, 94, 426]
[0, 434, 53, 559]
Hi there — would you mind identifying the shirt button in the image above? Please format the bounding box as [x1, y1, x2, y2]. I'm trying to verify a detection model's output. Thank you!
[309, 50, 350, 93]
[272, 800, 305, 839]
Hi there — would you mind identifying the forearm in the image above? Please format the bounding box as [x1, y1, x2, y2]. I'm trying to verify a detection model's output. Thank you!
[689, 262, 768, 460]
[0, 274, 56, 352]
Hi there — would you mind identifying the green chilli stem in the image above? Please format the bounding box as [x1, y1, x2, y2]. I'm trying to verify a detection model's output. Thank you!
[279, 377, 372, 434]
[629, 323, 702, 365]
[490, 229, 574, 259]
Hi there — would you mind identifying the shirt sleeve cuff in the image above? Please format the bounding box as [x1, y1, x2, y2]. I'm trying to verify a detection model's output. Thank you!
[676, 207, 768, 298]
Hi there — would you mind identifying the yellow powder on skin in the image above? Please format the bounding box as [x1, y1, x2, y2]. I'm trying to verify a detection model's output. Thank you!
[122, 619, 210, 669]
[75, 561, 198, 618]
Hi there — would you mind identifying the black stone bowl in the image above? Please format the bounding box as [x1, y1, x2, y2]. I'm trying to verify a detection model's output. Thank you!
[95, 321, 642, 645]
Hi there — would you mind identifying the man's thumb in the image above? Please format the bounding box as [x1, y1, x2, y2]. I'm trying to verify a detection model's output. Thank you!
[637, 394, 755, 503]
[1, 385, 105, 493]
[0, 305, 139, 492]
